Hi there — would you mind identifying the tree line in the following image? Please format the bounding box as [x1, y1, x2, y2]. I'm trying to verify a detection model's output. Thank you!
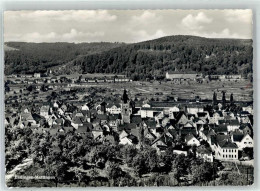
[5, 36, 252, 81]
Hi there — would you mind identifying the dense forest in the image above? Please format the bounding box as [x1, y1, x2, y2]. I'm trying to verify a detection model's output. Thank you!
[5, 35, 253, 80]
[4, 42, 124, 75]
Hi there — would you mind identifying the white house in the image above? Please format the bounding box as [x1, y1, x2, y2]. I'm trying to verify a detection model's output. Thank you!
[232, 134, 253, 150]
[186, 105, 204, 115]
[185, 134, 200, 146]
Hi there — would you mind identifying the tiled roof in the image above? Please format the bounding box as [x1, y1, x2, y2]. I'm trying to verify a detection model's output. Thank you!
[185, 133, 196, 142]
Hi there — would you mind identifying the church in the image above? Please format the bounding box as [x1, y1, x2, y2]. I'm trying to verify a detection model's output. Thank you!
[121, 89, 132, 124]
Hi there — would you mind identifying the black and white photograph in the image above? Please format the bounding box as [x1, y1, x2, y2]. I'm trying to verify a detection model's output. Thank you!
[4, 9, 254, 187]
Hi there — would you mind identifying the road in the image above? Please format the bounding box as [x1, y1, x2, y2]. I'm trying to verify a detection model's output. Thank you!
[5, 158, 33, 183]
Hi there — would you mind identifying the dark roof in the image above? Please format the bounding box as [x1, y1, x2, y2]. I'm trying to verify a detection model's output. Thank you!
[144, 118, 157, 129]
[148, 101, 178, 108]
[118, 123, 137, 131]
[108, 114, 120, 121]
[196, 145, 212, 155]
[239, 123, 252, 131]
[219, 141, 238, 148]
[218, 119, 239, 126]
[72, 117, 83, 124]
[232, 134, 244, 142]
[131, 115, 142, 124]
[141, 107, 164, 111]
[214, 124, 228, 133]
[77, 123, 93, 133]
[211, 134, 237, 148]
[107, 101, 121, 108]
[197, 112, 208, 117]
[96, 114, 108, 121]
[185, 133, 196, 142]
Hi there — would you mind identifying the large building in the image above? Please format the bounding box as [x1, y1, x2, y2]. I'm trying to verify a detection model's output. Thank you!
[166, 71, 202, 81]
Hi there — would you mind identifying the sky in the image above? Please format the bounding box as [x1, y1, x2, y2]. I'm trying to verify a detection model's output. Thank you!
[4, 9, 252, 43]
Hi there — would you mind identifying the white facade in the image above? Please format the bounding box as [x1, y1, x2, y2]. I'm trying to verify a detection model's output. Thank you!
[106, 105, 121, 114]
[233, 134, 253, 150]
[187, 107, 204, 115]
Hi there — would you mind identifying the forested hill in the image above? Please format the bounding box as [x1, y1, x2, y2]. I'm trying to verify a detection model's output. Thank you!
[4, 42, 124, 75]
[4, 35, 253, 80]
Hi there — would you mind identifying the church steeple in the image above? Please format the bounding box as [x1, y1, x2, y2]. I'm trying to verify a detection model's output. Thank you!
[121, 89, 131, 124]
[213, 92, 217, 105]
[122, 89, 129, 104]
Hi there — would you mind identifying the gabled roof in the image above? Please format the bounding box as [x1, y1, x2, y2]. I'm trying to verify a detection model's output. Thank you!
[239, 123, 252, 131]
[185, 133, 196, 142]
[131, 115, 142, 124]
[214, 124, 228, 133]
[143, 118, 157, 129]
[72, 117, 83, 124]
[219, 141, 238, 148]
[107, 101, 121, 108]
[212, 134, 237, 148]
[232, 134, 244, 142]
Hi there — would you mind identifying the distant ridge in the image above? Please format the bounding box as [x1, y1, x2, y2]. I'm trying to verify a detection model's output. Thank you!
[4, 35, 253, 80]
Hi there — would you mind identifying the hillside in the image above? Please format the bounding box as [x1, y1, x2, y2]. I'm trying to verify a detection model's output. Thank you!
[4, 35, 253, 80]
[4, 42, 124, 75]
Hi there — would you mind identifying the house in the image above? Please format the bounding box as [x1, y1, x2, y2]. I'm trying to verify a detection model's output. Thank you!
[96, 114, 108, 124]
[211, 134, 238, 161]
[185, 133, 200, 146]
[20, 112, 37, 126]
[81, 103, 90, 111]
[40, 105, 50, 118]
[151, 136, 168, 154]
[34, 73, 41, 78]
[119, 135, 136, 145]
[214, 124, 228, 135]
[161, 117, 170, 127]
[196, 145, 214, 162]
[92, 124, 103, 140]
[106, 102, 121, 114]
[140, 107, 163, 118]
[239, 123, 253, 136]
[232, 133, 253, 150]
[143, 118, 157, 135]
[168, 106, 180, 118]
[71, 117, 83, 129]
[210, 111, 224, 124]
[172, 145, 189, 156]
[154, 111, 165, 123]
[200, 128, 216, 142]
[186, 105, 204, 115]
[143, 127, 157, 141]
[175, 112, 189, 125]
[77, 123, 93, 134]
[219, 119, 240, 132]
[108, 114, 121, 131]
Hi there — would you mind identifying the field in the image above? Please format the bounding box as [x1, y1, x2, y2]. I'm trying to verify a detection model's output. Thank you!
[72, 79, 253, 102]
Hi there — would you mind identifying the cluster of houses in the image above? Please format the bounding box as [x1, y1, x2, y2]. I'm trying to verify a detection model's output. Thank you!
[6, 74, 131, 85]
[5, 89, 253, 163]
[166, 71, 244, 82]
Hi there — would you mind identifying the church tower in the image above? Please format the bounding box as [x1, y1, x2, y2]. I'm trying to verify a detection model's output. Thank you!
[121, 89, 132, 124]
